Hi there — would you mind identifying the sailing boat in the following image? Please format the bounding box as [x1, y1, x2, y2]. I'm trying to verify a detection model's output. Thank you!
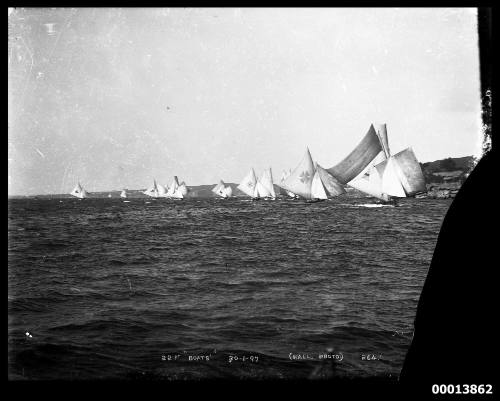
[237, 168, 259, 199]
[157, 182, 168, 198]
[70, 182, 88, 199]
[280, 148, 346, 202]
[212, 180, 233, 198]
[279, 169, 298, 199]
[310, 163, 346, 201]
[143, 180, 159, 198]
[256, 168, 276, 200]
[120, 189, 128, 198]
[165, 176, 187, 199]
[279, 148, 316, 200]
[346, 124, 426, 202]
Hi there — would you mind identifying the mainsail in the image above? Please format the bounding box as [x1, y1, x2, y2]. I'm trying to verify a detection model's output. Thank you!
[237, 168, 258, 198]
[165, 176, 186, 198]
[280, 148, 315, 199]
[315, 163, 346, 197]
[311, 170, 328, 200]
[143, 180, 159, 198]
[279, 169, 296, 198]
[257, 168, 276, 198]
[348, 151, 389, 201]
[212, 180, 232, 198]
[157, 183, 168, 197]
[390, 148, 427, 196]
[120, 189, 127, 198]
[327, 124, 383, 184]
[70, 182, 88, 199]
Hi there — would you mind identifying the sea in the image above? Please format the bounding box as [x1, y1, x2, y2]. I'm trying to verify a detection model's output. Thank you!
[8, 196, 451, 380]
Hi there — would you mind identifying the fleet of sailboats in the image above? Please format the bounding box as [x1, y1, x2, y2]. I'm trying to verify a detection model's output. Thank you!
[68, 123, 426, 203]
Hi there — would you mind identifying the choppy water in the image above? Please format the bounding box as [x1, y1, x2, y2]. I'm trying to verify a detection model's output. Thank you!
[8, 197, 451, 380]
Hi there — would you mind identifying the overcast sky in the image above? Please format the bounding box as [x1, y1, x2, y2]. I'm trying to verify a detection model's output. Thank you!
[8, 7, 481, 195]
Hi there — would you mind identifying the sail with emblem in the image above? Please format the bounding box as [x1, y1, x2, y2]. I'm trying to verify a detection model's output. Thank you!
[120, 189, 127, 198]
[280, 148, 315, 199]
[237, 168, 258, 198]
[327, 124, 383, 184]
[70, 182, 88, 199]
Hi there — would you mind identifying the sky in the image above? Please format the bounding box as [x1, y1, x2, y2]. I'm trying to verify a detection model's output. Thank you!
[8, 8, 482, 196]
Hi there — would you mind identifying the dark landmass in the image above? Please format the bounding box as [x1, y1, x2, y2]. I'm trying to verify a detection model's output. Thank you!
[8, 156, 476, 200]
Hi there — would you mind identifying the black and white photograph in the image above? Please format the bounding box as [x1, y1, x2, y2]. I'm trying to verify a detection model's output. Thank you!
[7, 6, 494, 392]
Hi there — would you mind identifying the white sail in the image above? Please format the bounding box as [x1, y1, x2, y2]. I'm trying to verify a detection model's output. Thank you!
[237, 168, 258, 198]
[157, 183, 168, 197]
[377, 157, 407, 198]
[177, 182, 188, 197]
[348, 167, 389, 201]
[280, 148, 315, 199]
[374, 123, 391, 158]
[315, 163, 346, 197]
[166, 176, 180, 197]
[311, 170, 328, 200]
[390, 148, 427, 196]
[212, 180, 225, 195]
[143, 180, 159, 198]
[120, 189, 127, 198]
[259, 168, 276, 198]
[70, 182, 88, 198]
[225, 185, 233, 197]
[255, 180, 272, 198]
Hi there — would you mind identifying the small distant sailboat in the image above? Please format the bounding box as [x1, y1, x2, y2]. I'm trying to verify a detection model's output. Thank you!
[212, 180, 233, 198]
[120, 189, 128, 199]
[165, 176, 188, 199]
[108, 193, 112, 198]
[143, 180, 159, 198]
[237, 168, 259, 199]
[70, 182, 88, 199]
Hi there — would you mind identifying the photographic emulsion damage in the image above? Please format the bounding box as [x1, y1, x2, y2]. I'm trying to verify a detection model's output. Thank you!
[7, 7, 494, 394]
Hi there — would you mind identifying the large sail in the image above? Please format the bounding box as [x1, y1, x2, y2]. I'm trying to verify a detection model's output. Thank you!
[390, 148, 426, 196]
[315, 163, 346, 197]
[374, 123, 390, 158]
[347, 151, 389, 201]
[374, 157, 407, 198]
[255, 180, 272, 198]
[280, 148, 315, 199]
[327, 124, 383, 184]
[311, 170, 328, 200]
[259, 168, 276, 198]
[237, 168, 258, 198]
